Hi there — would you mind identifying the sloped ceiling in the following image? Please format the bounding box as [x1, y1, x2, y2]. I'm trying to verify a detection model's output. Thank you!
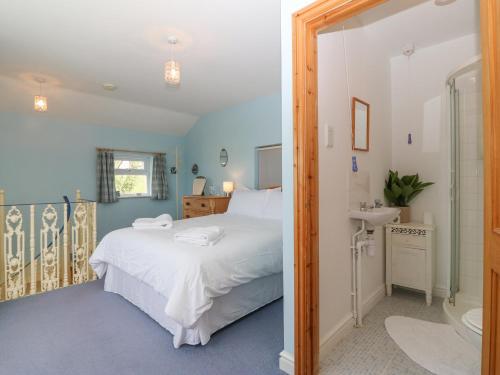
[0, 0, 281, 135]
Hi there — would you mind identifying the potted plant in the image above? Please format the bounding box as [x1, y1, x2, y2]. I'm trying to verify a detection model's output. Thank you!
[384, 170, 434, 223]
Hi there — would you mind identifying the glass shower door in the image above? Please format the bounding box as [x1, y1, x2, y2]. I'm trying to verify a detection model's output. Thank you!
[449, 80, 460, 305]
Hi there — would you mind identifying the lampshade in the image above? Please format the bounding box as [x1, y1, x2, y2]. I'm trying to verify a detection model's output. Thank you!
[164, 60, 181, 86]
[34, 95, 48, 112]
[223, 181, 234, 195]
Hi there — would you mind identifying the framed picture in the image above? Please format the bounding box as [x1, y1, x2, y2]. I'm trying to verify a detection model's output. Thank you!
[192, 176, 207, 196]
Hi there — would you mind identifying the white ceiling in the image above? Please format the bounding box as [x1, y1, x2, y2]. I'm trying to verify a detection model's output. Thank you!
[0, 0, 281, 135]
[323, 0, 479, 57]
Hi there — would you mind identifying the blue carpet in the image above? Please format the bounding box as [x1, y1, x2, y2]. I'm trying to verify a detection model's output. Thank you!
[0, 280, 284, 375]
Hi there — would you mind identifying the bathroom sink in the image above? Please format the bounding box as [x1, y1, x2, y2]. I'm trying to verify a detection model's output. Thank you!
[349, 207, 400, 226]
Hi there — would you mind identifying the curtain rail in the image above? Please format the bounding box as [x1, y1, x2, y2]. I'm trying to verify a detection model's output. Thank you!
[96, 147, 165, 156]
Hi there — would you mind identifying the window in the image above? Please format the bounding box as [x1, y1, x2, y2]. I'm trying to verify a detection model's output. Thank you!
[114, 153, 152, 198]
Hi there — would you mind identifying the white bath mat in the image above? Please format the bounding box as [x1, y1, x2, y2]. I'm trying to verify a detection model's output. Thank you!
[385, 316, 481, 375]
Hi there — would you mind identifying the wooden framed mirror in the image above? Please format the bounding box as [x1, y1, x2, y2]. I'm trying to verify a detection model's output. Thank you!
[352, 97, 370, 151]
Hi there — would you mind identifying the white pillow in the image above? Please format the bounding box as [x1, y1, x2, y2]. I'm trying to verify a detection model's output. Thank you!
[226, 189, 267, 218]
[262, 189, 282, 220]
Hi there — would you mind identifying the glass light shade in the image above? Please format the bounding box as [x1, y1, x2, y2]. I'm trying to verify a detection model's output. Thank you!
[34, 95, 48, 112]
[223, 181, 234, 195]
[164, 60, 181, 86]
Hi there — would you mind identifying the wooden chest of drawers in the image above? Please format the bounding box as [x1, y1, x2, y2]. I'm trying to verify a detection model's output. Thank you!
[182, 196, 231, 219]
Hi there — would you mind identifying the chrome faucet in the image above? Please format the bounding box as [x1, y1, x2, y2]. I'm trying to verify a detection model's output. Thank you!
[374, 199, 383, 208]
[360, 201, 375, 211]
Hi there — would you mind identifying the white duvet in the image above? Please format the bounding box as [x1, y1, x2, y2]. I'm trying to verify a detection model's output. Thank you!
[89, 214, 282, 329]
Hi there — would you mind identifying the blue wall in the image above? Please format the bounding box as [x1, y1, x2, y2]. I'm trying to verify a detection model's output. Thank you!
[0, 94, 282, 239]
[0, 112, 184, 239]
[183, 94, 282, 196]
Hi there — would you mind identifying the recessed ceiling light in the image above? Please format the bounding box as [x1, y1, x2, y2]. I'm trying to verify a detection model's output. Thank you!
[102, 83, 117, 91]
[435, 0, 456, 6]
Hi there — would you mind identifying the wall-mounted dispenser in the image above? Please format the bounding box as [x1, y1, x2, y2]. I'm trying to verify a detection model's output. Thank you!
[352, 156, 358, 172]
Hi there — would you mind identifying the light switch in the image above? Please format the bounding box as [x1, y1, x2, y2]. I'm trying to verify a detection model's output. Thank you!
[325, 125, 334, 148]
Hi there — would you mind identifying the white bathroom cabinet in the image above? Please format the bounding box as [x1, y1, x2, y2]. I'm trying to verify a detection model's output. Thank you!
[385, 222, 436, 306]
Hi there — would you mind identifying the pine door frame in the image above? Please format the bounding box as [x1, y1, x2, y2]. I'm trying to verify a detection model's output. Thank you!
[292, 0, 498, 374]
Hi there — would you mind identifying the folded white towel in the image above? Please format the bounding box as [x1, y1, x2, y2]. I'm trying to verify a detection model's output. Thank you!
[133, 214, 173, 229]
[134, 214, 172, 225]
[174, 226, 224, 246]
[133, 222, 173, 230]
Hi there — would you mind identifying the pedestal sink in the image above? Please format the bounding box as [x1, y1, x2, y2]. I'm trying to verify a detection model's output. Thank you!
[348, 206, 400, 328]
[349, 207, 400, 226]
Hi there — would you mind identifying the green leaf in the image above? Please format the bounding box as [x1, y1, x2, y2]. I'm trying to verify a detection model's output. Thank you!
[384, 170, 434, 206]
[384, 188, 397, 205]
[391, 183, 402, 198]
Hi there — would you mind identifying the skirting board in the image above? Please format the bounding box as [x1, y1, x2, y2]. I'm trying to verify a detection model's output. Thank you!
[319, 284, 386, 361]
[278, 284, 386, 374]
[279, 350, 294, 375]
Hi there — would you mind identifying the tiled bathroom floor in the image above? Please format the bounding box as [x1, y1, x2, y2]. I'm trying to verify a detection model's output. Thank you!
[320, 288, 445, 375]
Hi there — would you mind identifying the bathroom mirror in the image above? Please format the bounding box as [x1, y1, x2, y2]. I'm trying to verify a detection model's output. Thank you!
[352, 97, 370, 151]
[219, 148, 228, 167]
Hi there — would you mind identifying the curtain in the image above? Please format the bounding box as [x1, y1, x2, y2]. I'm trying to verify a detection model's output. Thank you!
[96, 151, 118, 203]
[151, 154, 168, 200]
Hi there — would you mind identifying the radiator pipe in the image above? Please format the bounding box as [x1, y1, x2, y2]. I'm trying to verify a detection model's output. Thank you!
[351, 220, 365, 327]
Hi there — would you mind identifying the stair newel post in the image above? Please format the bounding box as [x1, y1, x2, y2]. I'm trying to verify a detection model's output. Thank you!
[30, 205, 36, 295]
[85, 202, 90, 281]
[63, 202, 69, 287]
[0, 190, 4, 301]
[92, 201, 97, 280]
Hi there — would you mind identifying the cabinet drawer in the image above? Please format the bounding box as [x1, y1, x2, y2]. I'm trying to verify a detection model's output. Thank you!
[392, 233, 426, 249]
[183, 209, 209, 219]
[392, 246, 426, 290]
[183, 198, 211, 212]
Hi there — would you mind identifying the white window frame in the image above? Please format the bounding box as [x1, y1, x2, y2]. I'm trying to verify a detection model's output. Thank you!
[114, 152, 153, 198]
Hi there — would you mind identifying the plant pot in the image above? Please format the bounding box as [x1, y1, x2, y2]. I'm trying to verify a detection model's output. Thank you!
[398, 206, 411, 223]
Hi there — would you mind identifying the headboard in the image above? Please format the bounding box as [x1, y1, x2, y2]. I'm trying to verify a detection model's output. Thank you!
[256, 144, 282, 189]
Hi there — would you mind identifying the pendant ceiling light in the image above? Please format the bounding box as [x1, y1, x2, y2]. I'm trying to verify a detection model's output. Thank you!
[34, 78, 48, 112]
[164, 36, 181, 86]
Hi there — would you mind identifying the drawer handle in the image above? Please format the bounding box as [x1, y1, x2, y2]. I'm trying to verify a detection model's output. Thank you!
[186, 214, 190, 218]
[186, 202, 191, 206]
[201, 203, 206, 207]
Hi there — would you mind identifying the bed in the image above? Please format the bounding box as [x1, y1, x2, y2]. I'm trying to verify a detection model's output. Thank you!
[89, 189, 283, 348]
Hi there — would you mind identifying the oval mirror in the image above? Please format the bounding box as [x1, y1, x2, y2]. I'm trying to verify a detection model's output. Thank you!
[191, 163, 199, 175]
[220, 148, 228, 167]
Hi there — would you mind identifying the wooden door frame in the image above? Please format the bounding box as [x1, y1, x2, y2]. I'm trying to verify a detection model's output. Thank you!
[480, 0, 499, 372]
[292, 0, 498, 374]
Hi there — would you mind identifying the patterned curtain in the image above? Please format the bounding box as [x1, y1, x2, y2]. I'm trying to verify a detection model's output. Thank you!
[151, 154, 168, 200]
[96, 151, 118, 203]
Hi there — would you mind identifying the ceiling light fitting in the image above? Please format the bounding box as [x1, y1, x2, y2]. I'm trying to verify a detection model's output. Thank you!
[434, 0, 456, 6]
[34, 77, 48, 112]
[102, 83, 117, 91]
[164, 36, 181, 86]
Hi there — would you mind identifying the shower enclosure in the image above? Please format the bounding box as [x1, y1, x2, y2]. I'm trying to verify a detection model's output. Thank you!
[448, 56, 483, 306]
[444, 56, 483, 348]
